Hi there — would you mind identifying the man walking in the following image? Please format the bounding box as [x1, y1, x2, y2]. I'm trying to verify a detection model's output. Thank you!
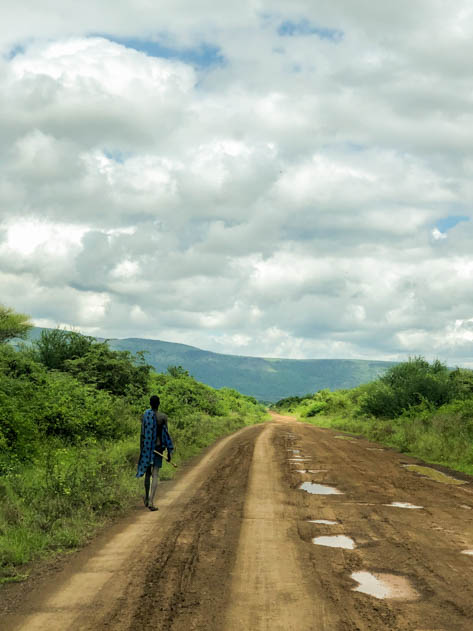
[136, 395, 174, 511]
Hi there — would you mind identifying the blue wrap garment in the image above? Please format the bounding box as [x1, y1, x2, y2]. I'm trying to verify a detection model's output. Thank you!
[136, 409, 174, 478]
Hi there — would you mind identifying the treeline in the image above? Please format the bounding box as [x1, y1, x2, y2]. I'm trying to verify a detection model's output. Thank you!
[273, 357, 473, 474]
[0, 306, 266, 582]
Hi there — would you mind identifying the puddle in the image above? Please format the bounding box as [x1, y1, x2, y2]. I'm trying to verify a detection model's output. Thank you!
[460, 504, 472, 510]
[289, 458, 312, 462]
[335, 435, 356, 441]
[403, 465, 467, 485]
[351, 571, 419, 600]
[308, 519, 339, 525]
[384, 502, 423, 509]
[299, 482, 343, 495]
[312, 535, 355, 549]
[461, 550, 473, 556]
[367, 448, 384, 451]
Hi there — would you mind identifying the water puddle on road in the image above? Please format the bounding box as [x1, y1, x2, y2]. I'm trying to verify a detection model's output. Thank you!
[403, 465, 467, 485]
[351, 571, 419, 600]
[313, 535, 355, 549]
[384, 502, 423, 509]
[461, 550, 473, 556]
[335, 435, 356, 441]
[299, 482, 343, 495]
[367, 448, 384, 451]
[308, 519, 339, 525]
[296, 469, 328, 474]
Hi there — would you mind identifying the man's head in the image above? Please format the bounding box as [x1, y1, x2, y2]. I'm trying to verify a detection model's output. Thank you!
[150, 395, 160, 410]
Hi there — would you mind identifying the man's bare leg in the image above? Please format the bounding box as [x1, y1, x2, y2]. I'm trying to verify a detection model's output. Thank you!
[148, 465, 159, 510]
[144, 466, 152, 506]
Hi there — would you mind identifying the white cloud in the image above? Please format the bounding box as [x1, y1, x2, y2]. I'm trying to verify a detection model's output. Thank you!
[0, 4, 473, 367]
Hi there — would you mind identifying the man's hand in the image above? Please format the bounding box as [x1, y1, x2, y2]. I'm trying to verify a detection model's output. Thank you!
[167, 453, 172, 463]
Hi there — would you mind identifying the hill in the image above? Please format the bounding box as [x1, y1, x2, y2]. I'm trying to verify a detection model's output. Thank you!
[108, 337, 395, 401]
[25, 328, 395, 401]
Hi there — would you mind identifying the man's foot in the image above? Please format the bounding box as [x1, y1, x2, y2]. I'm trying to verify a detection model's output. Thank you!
[148, 505, 159, 512]
[143, 496, 149, 507]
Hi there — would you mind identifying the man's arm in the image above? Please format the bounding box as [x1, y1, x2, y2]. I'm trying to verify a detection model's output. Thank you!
[163, 423, 174, 461]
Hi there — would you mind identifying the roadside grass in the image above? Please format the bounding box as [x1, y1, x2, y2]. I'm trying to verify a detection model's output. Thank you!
[0, 409, 267, 583]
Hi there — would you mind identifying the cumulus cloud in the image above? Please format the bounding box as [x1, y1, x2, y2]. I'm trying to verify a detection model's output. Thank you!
[1, 3, 473, 365]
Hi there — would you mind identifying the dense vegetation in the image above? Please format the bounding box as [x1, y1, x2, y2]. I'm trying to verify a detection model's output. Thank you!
[274, 357, 473, 475]
[0, 313, 266, 583]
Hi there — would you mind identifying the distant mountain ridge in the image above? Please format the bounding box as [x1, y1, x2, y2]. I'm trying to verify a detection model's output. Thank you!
[26, 328, 395, 402]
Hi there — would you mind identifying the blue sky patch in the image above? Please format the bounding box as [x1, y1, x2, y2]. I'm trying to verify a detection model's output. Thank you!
[278, 19, 343, 42]
[436, 215, 469, 233]
[103, 150, 131, 164]
[5, 43, 26, 60]
[97, 35, 225, 69]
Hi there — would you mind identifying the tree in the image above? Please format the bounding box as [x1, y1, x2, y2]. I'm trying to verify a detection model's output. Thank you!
[65, 342, 151, 397]
[361, 357, 452, 418]
[167, 365, 190, 378]
[0, 304, 32, 344]
[34, 328, 95, 370]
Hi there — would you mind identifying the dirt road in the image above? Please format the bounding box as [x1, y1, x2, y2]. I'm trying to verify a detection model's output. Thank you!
[2, 413, 473, 630]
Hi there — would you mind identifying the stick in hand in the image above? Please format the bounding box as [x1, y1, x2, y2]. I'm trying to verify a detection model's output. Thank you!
[154, 449, 178, 468]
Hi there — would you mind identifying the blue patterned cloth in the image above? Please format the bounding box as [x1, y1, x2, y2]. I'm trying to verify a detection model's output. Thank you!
[136, 409, 174, 478]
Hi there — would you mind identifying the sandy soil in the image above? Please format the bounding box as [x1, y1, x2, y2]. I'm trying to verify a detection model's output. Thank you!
[2, 413, 473, 630]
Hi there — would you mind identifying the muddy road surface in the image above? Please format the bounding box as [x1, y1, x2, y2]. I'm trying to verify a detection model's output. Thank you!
[2, 413, 473, 630]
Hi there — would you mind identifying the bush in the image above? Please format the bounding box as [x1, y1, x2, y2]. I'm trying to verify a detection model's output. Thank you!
[34, 329, 96, 370]
[64, 343, 151, 398]
[361, 357, 453, 418]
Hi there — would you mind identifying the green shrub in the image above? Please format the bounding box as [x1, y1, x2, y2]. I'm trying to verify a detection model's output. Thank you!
[64, 343, 151, 397]
[361, 357, 453, 418]
[34, 329, 96, 370]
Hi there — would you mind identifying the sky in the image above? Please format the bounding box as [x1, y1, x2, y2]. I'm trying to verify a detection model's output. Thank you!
[1, 1, 473, 365]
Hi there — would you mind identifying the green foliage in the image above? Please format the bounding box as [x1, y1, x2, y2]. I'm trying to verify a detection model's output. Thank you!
[167, 365, 190, 378]
[64, 343, 151, 397]
[34, 328, 96, 370]
[272, 395, 307, 411]
[0, 439, 140, 570]
[0, 345, 137, 467]
[150, 372, 266, 426]
[0, 305, 32, 344]
[448, 367, 473, 400]
[361, 357, 453, 418]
